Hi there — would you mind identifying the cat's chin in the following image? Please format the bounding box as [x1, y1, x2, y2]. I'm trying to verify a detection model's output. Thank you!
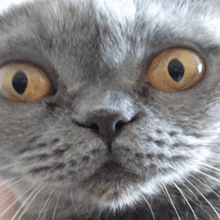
[79, 161, 144, 208]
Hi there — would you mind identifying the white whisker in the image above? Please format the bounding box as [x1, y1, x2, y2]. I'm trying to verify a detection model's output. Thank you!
[71, 190, 74, 206]
[11, 184, 43, 220]
[41, 201, 50, 220]
[184, 178, 220, 219]
[200, 163, 220, 173]
[0, 190, 16, 207]
[0, 178, 29, 215]
[140, 195, 155, 220]
[162, 182, 181, 220]
[16, 185, 45, 220]
[0, 177, 17, 187]
[36, 187, 56, 220]
[70, 190, 81, 214]
[0, 161, 25, 171]
[181, 182, 200, 203]
[52, 193, 61, 220]
[197, 170, 220, 184]
[0, 177, 27, 191]
[0, 186, 32, 218]
[191, 176, 220, 198]
[173, 182, 198, 220]
[207, 158, 220, 164]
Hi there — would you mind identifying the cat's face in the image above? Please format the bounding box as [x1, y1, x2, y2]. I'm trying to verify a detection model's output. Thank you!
[1, 0, 220, 219]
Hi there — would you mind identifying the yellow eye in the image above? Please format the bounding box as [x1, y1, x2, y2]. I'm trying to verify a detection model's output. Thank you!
[0, 61, 52, 102]
[146, 48, 205, 92]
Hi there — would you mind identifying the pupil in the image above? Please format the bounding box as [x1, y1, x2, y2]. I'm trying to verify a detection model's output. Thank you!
[168, 59, 184, 82]
[12, 71, 28, 94]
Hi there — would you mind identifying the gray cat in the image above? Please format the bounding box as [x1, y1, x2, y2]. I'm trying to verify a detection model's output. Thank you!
[0, 0, 220, 219]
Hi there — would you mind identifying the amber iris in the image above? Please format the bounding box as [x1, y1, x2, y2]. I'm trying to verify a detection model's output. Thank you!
[146, 48, 205, 92]
[0, 62, 51, 102]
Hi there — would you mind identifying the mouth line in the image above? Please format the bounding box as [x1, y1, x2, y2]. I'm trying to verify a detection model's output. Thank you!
[80, 162, 140, 203]
[77, 156, 146, 204]
[81, 160, 142, 186]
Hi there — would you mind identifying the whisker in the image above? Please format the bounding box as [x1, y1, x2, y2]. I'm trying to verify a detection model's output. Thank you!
[71, 190, 74, 206]
[0, 190, 17, 207]
[0, 177, 17, 187]
[187, 142, 219, 147]
[0, 177, 27, 191]
[140, 194, 155, 220]
[0, 177, 39, 219]
[41, 201, 50, 220]
[206, 158, 220, 164]
[0, 161, 25, 171]
[16, 185, 45, 220]
[36, 187, 56, 220]
[191, 176, 220, 198]
[52, 193, 61, 220]
[181, 182, 201, 203]
[11, 184, 43, 220]
[161, 182, 181, 220]
[184, 178, 220, 219]
[173, 182, 197, 220]
[70, 190, 81, 214]
[0, 186, 32, 218]
[200, 163, 220, 173]
[196, 170, 220, 184]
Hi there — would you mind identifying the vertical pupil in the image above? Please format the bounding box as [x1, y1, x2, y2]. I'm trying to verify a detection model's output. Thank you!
[168, 59, 184, 82]
[12, 71, 28, 94]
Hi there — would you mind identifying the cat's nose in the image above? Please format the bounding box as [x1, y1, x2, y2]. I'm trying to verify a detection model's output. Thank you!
[79, 111, 130, 142]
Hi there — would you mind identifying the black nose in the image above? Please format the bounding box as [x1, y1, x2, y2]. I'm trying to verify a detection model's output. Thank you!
[79, 111, 130, 142]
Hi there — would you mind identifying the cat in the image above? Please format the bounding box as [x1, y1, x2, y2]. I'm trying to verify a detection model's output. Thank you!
[0, 0, 220, 219]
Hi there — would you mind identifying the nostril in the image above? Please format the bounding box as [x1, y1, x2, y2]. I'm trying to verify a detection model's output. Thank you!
[90, 123, 99, 132]
[115, 120, 125, 131]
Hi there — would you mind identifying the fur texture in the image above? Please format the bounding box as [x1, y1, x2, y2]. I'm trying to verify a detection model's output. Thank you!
[0, 0, 220, 219]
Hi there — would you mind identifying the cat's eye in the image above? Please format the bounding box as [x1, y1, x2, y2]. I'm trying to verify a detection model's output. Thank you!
[0, 61, 52, 102]
[146, 48, 205, 92]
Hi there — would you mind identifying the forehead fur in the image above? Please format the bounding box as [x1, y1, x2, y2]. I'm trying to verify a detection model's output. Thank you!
[0, 0, 220, 68]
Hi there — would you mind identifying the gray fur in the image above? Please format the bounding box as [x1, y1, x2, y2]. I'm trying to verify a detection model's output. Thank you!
[0, 0, 220, 219]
